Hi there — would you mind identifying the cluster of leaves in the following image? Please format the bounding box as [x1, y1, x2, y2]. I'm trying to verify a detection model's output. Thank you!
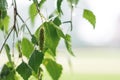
[0, 0, 96, 80]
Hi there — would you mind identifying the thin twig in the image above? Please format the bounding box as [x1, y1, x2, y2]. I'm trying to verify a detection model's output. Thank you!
[15, 20, 19, 37]
[37, 8, 44, 22]
[0, 27, 14, 54]
[35, 1, 46, 22]
[17, 13, 32, 36]
[13, 0, 18, 37]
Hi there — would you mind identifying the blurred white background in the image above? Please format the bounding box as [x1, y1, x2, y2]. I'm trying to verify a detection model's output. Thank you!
[1, 0, 120, 48]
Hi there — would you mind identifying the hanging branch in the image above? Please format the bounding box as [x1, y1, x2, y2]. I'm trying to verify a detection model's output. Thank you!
[13, 0, 32, 37]
[0, 0, 17, 54]
[9, 0, 18, 57]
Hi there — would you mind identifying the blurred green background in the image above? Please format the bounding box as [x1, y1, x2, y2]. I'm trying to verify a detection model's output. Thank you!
[41, 48, 120, 80]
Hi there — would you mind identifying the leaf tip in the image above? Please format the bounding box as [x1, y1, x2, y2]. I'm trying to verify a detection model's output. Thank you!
[83, 9, 96, 29]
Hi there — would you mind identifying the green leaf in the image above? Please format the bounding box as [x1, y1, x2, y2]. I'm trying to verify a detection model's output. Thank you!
[64, 34, 74, 56]
[34, 22, 63, 56]
[4, 44, 12, 64]
[0, 10, 7, 19]
[0, 15, 9, 33]
[31, 35, 38, 45]
[53, 17, 61, 26]
[43, 22, 60, 56]
[0, 64, 15, 80]
[16, 62, 32, 80]
[29, 3, 37, 24]
[0, 0, 8, 10]
[83, 9, 96, 28]
[57, 0, 63, 14]
[3, 15, 10, 33]
[43, 59, 62, 80]
[28, 50, 44, 73]
[51, 22, 65, 38]
[38, 0, 46, 8]
[34, 27, 40, 42]
[0, 0, 8, 20]
[21, 37, 34, 58]
[45, 49, 56, 58]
